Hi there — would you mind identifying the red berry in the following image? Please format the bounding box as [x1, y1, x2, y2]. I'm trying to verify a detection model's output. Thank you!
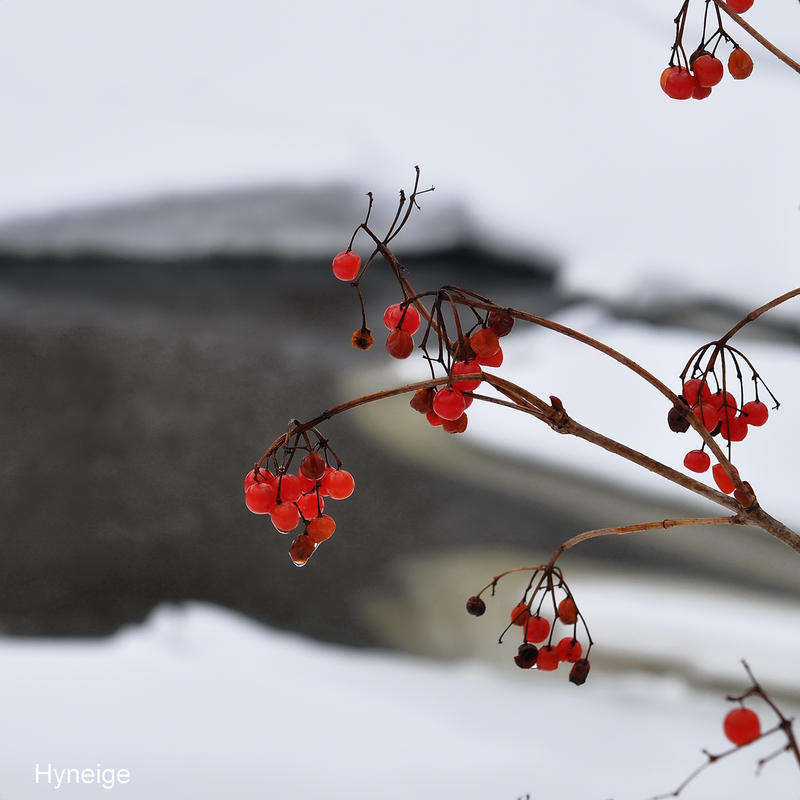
[525, 615, 551, 643]
[536, 645, 560, 671]
[660, 65, 679, 92]
[555, 637, 583, 663]
[693, 53, 724, 87]
[306, 514, 336, 543]
[510, 602, 530, 626]
[432, 387, 467, 421]
[469, 328, 500, 359]
[442, 413, 468, 434]
[297, 469, 318, 494]
[726, 0, 753, 12]
[728, 48, 753, 79]
[710, 391, 737, 415]
[321, 468, 355, 500]
[386, 330, 414, 359]
[426, 410, 444, 427]
[557, 596, 578, 625]
[742, 400, 768, 426]
[271, 502, 301, 533]
[300, 452, 326, 481]
[719, 415, 748, 442]
[383, 303, 421, 334]
[684, 449, 711, 473]
[712, 462, 738, 494]
[487, 310, 514, 337]
[692, 402, 720, 431]
[276, 473, 302, 503]
[289, 534, 316, 566]
[476, 346, 503, 367]
[664, 68, 695, 100]
[331, 251, 361, 281]
[723, 707, 761, 746]
[683, 378, 712, 406]
[691, 77, 712, 100]
[410, 387, 435, 414]
[296, 491, 324, 519]
[245, 481, 277, 514]
[451, 359, 482, 392]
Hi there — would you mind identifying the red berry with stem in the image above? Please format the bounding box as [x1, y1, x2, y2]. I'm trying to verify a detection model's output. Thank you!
[469, 328, 500, 359]
[742, 400, 768, 426]
[557, 596, 578, 625]
[726, 0, 754, 13]
[692, 78, 712, 100]
[244, 467, 274, 491]
[536, 645, 560, 671]
[664, 68, 694, 100]
[692, 402, 720, 431]
[306, 514, 336, 543]
[271, 502, 301, 533]
[556, 637, 583, 663]
[728, 48, 753, 79]
[426, 410, 444, 427]
[660, 65, 679, 92]
[245, 481, 277, 514]
[723, 707, 761, 745]
[477, 346, 503, 367]
[386, 330, 415, 359]
[693, 53, 724, 87]
[432, 387, 467, 421]
[525, 615, 551, 643]
[451, 359, 482, 392]
[442, 413, 468, 434]
[276, 473, 302, 504]
[321, 468, 355, 500]
[296, 491, 324, 519]
[289, 534, 316, 566]
[383, 303, 421, 334]
[487, 310, 514, 337]
[510, 602, 531, 626]
[684, 449, 711, 473]
[300, 452, 326, 481]
[719, 415, 748, 442]
[712, 462, 738, 494]
[683, 378, 712, 406]
[331, 251, 361, 281]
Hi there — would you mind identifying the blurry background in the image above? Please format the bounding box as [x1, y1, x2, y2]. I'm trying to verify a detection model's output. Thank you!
[1, 1, 799, 798]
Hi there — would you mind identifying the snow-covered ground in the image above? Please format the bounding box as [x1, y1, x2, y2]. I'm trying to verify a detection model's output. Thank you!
[2, 602, 798, 800]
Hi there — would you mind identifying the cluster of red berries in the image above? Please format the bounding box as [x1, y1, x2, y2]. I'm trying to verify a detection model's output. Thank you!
[467, 566, 592, 685]
[662, 0, 755, 101]
[244, 451, 355, 566]
[723, 706, 761, 746]
[406, 310, 513, 435]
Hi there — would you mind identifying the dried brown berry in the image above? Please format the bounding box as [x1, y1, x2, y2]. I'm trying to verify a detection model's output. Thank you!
[289, 534, 316, 566]
[569, 658, 591, 686]
[514, 643, 539, 669]
[300, 452, 326, 481]
[488, 310, 514, 337]
[409, 387, 435, 414]
[351, 328, 374, 350]
[668, 402, 691, 433]
[442, 413, 468, 434]
[466, 596, 486, 616]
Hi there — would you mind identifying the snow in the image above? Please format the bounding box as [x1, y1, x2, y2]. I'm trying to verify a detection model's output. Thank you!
[2, 602, 798, 799]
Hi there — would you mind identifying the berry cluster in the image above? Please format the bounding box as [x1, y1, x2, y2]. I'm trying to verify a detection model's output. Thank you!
[467, 565, 593, 685]
[670, 341, 778, 496]
[661, 0, 754, 101]
[244, 430, 355, 566]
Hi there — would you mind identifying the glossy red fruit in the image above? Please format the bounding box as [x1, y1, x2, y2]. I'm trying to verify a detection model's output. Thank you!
[710, 391, 737, 415]
[557, 596, 578, 625]
[726, 0, 753, 12]
[536, 645, 560, 671]
[660, 65, 679, 92]
[332, 251, 361, 281]
[525, 615, 551, 643]
[556, 637, 583, 663]
[728, 48, 753, 79]
[296, 491, 324, 519]
[692, 402, 719, 430]
[451, 359, 482, 392]
[692, 78, 712, 100]
[712, 462, 738, 494]
[289, 534, 316, 566]
[276, 474, 302, 504]
[742, 400, 768, 426]
[245, 481, 277, 514]
[487, 310, 514, 337]
[477, 346, 503, 367]
[271, 502, 301, 533]
[510, 602, 530, 626]
[321, 468, 355, 500]
[723, 707, 761, 745]
[693, 53, 724, 87]
[306, 514, 336, 543]
[684, 449, 711, 473]
[244, 468, 274, 492]
[683, 378, 712, 406]
[300, 452, 327, 481]
[469, 328, 500, 359]
[442, 413, 468, 434]
[664, 68, 695, 99]
[383, 303, 421, 334]
[297, 469, 318, 494]
[432, 387, 467, 421]
[719, 415, 748, 442]
[426, 410, 444, 427]
[386, 330, 415, 359]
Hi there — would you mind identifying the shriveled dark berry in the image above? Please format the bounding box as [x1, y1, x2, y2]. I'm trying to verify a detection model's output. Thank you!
[289, 534, 316, 566]
[466, 596, 486, 616]
[410, 387, 436, 414]
[487, 310, 514, 337]
[300, 452, 326, 481]
[514, 643, 539, 669]
[351, 327, 374, 350]
[569, 658, 591, 686]
[668, 402, 691, 433]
